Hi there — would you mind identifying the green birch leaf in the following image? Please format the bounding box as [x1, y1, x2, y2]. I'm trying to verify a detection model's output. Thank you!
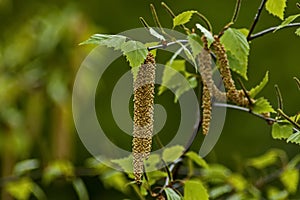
[220, 28, 249, 80]
[5, 177, 33, 200]
[295, 28, 300, 36]
[280, 168, 299, 193]
[252, 97, 275, 114]
[210, 185, 232, 199]
[246, 149, 283, 169]
[162, 145, 184, 163]
[184, 180, 209, 200]
[13, 159, 40, 175]
[249, 71, 269, 98]
[173, 11, 197, 28]
[226, 51, 248, 80]
[121, 40, 148, 67]
[265, 0, 287, 20]
[72, 178, 89, 200]
[286, 131, 300, 144]
[274, 14, 300, 32]
[149, 28, 166, 41]
[80, 34, 126, 50]
[185, 151, 209, 169]
[196, 23, 214, 47]
[158, 59, 186, 95]
[164, 188, 182, 200]
[158, 59, 197, 102]
[187, 33, 203, 57]
[227, 174, 247, 192]
[272, 122, 293, 139]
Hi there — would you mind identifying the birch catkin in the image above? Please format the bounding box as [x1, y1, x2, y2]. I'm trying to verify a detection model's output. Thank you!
[212, 36, 250, 106]
[132, 52, 155, 183]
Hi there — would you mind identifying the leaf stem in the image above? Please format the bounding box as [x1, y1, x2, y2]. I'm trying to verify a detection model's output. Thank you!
[150, 4, 166, 34]
[195, 12, 213, 32]
[247, 0, 267, 41]
[231, 0, 242, 23]
[277, 108, 300, 130]
[274, 85, 283, 110]
[248, 23, 300, 40]
[294, 77, 300, 90]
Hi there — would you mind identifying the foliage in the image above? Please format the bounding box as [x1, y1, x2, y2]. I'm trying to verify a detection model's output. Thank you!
[0, 0, 300, 199]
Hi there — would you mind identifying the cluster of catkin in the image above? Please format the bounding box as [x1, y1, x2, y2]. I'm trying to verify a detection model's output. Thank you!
[132, 52, 156, 183]
[198, 35, 252, 135]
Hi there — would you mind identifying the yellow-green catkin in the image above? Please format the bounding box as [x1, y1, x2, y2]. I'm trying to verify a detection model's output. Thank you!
[132, 52, 155, 183]
[198, 36, 213, 135]
[212, 36, 250, 106]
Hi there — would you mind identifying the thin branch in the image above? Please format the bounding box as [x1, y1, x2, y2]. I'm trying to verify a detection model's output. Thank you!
[237, 78, 253, 105]
[247, 0, 267, 41]
[277, 108, 300, 130]
[248, 23, 300, 40]
[161, 2, 190, 33]
[147, 39, 188, 50]
[213, 103, 300, 132]
[231, 0, 242, 23]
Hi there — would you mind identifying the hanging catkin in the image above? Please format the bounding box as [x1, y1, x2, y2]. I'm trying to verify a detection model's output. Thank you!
[212, 36, 250, 106]
[132, 52, 155, 183]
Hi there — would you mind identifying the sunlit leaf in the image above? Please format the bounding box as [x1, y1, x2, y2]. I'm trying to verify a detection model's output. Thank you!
[158, 59, 196, 102]
[13, 159, 40, 176]
[111, 155, 133, 173]
[149, 28, 166, 41]
[286, 131, 300, 145]
[5, 177, 33, 200]
[196, 24, 214, 47]
[43, 160, 75, 184]
[280, 168, 299, 193]
[173, 11, 197, 28]
[249, 71, 269, 98]
[184, 180, 209, 200]
[209, 185, 232, 199]
[251, 97, 275, 114]
[227, 174, 247, 191]
[226, 51, 248, 80]
[121, 40, 148, 67]
[185, 151, 209, 169]
[164, 188, 182, 200]
[146, 171, 168, 186]
[265, 0, 287, 20]
[101, 170, 130, 194]
[272, 122, 293, 139]
[267, 187, 288, 200]
[220, 28, 249, 80]
[187, 33, 203, 56]
[274, 14, 300, 32]
[296, 28, 300, 36]
[246, 149, 284, 169]
[144, 153, 161, 171]
[72, 178, 89, 200]
[201, 164, 231, 183]
[162, 145, 185, 163]
[80, 34, 126, 50]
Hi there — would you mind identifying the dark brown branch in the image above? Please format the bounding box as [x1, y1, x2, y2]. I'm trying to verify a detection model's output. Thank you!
[213, 103, 300, 132]
[248, 23, 300, 40]
[277, 109, 300, 130]
[147, 39, 189, 50]
[247, 0, 267, 41]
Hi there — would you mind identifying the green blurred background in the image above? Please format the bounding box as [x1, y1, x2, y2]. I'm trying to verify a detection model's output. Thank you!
[0, 0, 299, 199]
